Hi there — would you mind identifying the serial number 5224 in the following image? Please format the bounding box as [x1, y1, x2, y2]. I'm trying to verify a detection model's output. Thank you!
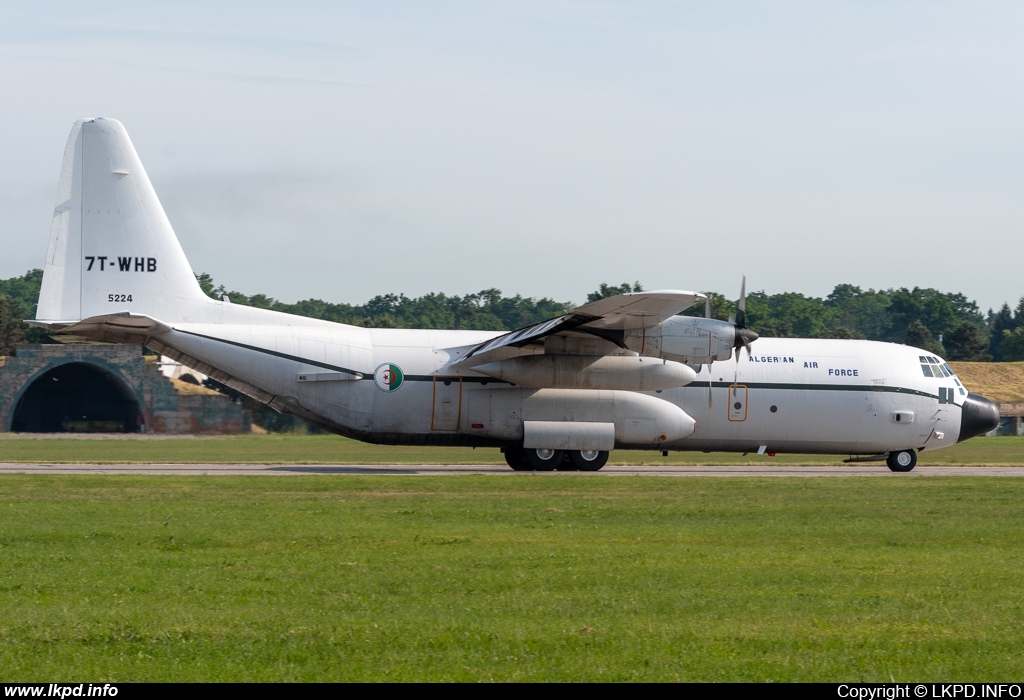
[108, 294, 133, 302]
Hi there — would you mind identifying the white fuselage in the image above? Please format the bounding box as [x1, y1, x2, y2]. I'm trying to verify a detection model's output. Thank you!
[33, 119, 987, 460]
[145, 304, 965, 456]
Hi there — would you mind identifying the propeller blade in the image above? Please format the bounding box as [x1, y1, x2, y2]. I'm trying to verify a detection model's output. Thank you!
[730, 275, 758, 353]
[705, 295, 710, 319]
[707, 366, 713, 410]
[736, 275, 747, 329]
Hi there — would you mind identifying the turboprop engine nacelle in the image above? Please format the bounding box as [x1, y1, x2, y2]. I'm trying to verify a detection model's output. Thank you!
[624, 316, 735, 364]
[473, 355, 697, 392]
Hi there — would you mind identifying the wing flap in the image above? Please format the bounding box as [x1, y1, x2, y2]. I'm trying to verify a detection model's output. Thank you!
[572, 290, 704, 330]
[460, 289, 704, 364]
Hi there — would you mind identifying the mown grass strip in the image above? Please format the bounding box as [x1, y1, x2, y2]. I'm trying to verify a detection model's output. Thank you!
[1, 475, 1023, 681]
[0, 434, 1021, 465]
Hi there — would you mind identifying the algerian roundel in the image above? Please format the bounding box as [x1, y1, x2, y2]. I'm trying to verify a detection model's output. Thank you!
[373, 363, 405, 392]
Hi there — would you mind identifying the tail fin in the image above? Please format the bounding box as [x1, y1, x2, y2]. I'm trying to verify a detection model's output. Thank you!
[36, 118, 209, 324]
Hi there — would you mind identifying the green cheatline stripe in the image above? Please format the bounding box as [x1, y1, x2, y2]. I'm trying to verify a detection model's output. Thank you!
[702, 381, 936, 399]
[174, 329, 940, 398]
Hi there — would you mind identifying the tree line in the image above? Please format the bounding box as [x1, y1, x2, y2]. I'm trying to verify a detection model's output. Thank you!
[3, 269, 1024, 362]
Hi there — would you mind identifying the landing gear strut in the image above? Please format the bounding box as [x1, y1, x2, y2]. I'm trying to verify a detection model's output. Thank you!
[886, 450, 917, 472]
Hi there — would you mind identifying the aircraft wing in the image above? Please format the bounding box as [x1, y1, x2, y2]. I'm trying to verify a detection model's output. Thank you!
[461, 289, 703, 362]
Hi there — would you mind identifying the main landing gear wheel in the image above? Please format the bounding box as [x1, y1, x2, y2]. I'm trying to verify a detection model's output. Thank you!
[887, 450, 917, 472]
[569, 450, 609, 471]
[525, 448, 565, 471]
[503, 448, 532, 472]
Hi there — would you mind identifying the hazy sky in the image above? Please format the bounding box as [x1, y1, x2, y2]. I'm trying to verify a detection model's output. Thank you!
[2, 2, 1022, 312]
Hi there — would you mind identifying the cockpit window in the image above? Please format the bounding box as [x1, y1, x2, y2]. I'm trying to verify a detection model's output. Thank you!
[920, 357, 957, 379]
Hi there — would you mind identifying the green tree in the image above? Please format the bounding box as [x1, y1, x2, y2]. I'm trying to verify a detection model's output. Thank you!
[987, 303, 1015, 360]
[0, 295, 28, 355]
[943, 321, 991, 361]
[820, 326, 864, 340]
[888, 288, 963, 344]
[680, 292, 732, 321]
[0, 269, 52, 351]
[586, 281, 642, 303]
[905, 320, 945, 356]
[824, 285, 891, 340]
[1000, 328, 1024, 362]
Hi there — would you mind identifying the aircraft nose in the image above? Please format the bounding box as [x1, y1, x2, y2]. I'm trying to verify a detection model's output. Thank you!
[958, 392, 1000, 442]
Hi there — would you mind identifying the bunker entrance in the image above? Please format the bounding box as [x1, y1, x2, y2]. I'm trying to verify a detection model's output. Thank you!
[11, 362, 141, 433]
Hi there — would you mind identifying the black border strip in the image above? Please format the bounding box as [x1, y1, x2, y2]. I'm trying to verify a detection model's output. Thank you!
[174, 329, 500, 384]
[703, 381, 935, 399]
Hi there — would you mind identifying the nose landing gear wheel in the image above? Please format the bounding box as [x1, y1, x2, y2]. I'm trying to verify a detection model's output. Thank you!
[886, 450, 917, 472]
[525, 448, 565, 471]
[570, 449, 609, 471]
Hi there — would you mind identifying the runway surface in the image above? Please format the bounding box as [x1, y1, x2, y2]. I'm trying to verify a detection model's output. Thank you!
[2, 463, 1023, 476]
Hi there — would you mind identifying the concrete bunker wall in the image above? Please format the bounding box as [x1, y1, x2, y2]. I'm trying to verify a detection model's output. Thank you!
[0, 344, 249, 434]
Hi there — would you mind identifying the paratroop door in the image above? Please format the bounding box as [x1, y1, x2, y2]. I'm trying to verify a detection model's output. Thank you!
[431, 376, 462, 431]
[727, 384, 748, 422]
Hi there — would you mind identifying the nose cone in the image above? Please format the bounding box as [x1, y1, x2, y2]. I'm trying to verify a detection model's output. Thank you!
[958, 393, 1000, 442]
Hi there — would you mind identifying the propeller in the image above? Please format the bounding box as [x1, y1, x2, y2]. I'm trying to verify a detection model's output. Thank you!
[705, 295, 713, 410]
[730, 276, 758, 389]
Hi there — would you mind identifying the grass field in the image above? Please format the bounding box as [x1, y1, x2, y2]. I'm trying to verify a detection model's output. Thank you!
[949, 361, 1024, 404]
[0, 433, 1022, 466]
[1, 475, 1023, 681]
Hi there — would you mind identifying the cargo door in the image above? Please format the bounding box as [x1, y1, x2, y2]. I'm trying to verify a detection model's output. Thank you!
[727, 384, 748, 422]
[431, 376, 462, 431]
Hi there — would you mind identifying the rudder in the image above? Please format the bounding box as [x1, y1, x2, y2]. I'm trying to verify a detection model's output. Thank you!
[36, 118, 209, 324]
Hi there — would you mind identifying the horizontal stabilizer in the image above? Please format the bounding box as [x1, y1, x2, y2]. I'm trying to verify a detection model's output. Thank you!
[27, 312, 172, 344]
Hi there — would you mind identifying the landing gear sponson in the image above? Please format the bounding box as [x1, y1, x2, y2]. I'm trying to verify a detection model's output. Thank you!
[504, 447, 610, 472]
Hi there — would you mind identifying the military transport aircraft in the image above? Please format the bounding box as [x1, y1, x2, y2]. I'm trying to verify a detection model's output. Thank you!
[29, 118, 1000, 471]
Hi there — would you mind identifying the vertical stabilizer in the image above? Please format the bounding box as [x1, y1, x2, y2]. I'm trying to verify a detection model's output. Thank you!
[36, 118, 209, 323]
